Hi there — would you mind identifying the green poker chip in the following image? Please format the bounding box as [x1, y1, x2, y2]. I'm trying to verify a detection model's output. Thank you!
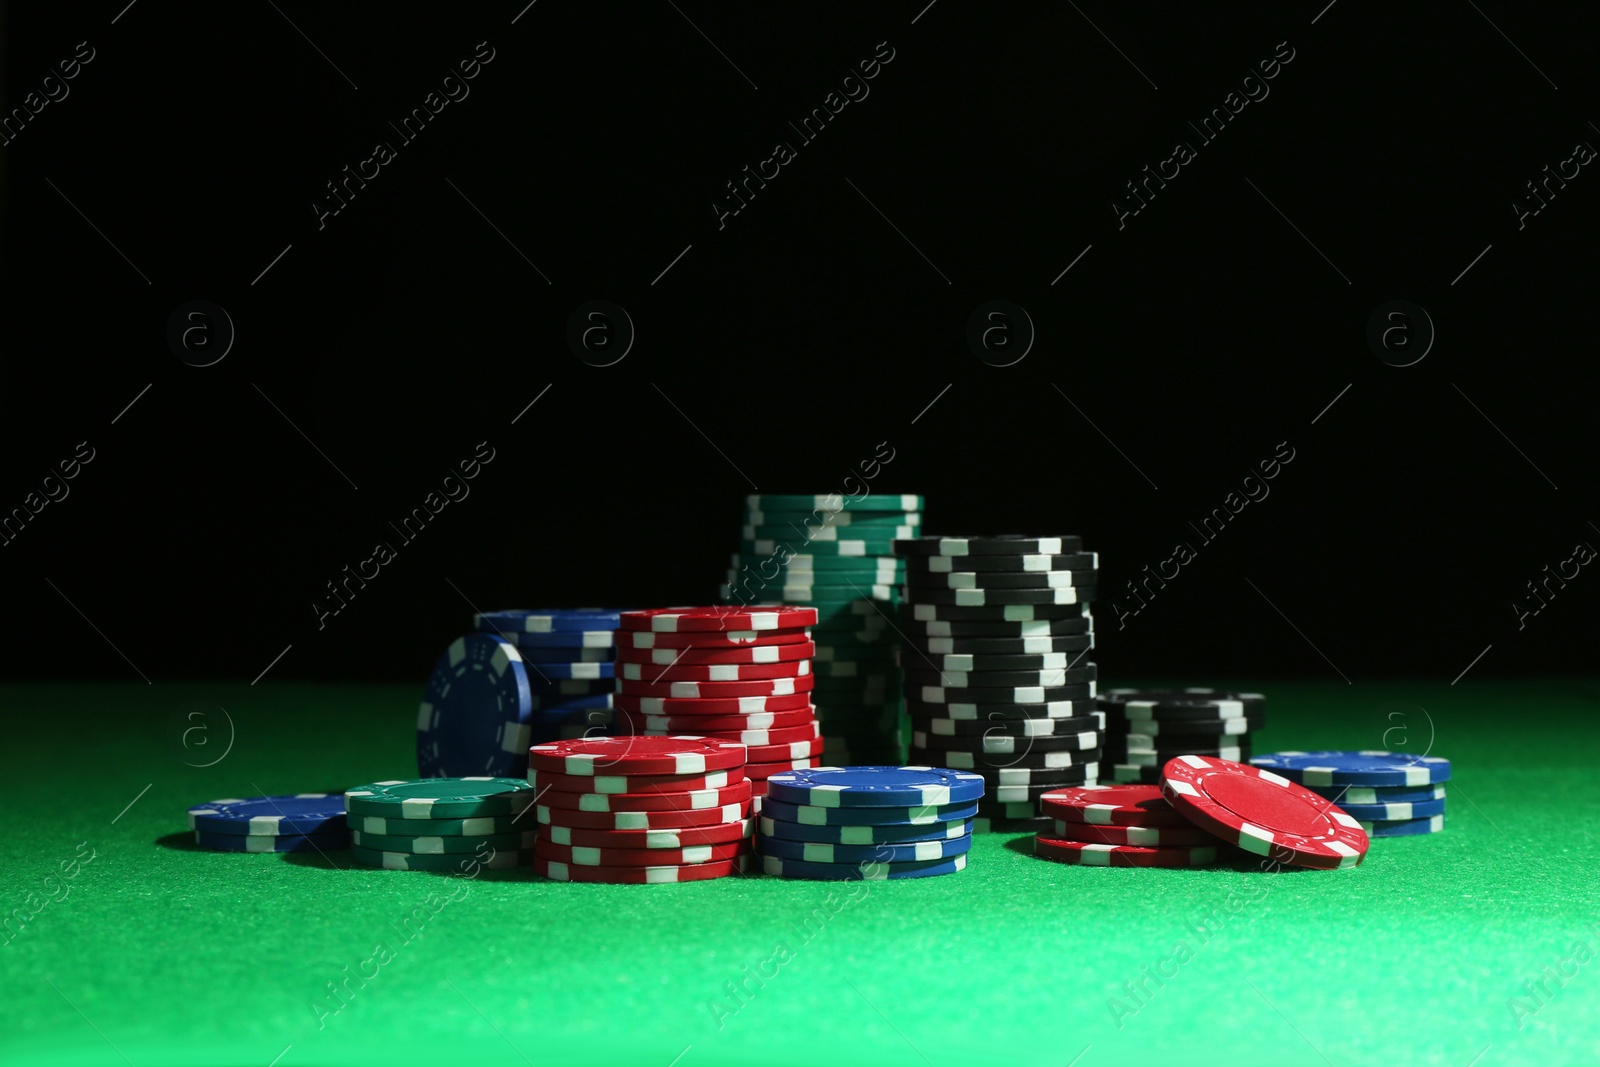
[349, 845, 533, 872]
[730, 554, 906, 573]
[740, 539, 898, 558]
[344, 778, 536, 819]
[348, 813, 526, 836]
[745, 494, 924, 513]
[351, 829, 539, 854]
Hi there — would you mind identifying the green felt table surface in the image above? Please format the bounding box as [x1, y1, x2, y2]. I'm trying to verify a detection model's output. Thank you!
[4, 679, 1600, 1067]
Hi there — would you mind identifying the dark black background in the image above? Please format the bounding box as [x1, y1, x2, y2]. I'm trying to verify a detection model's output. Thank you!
[2, 2, 1596, 684]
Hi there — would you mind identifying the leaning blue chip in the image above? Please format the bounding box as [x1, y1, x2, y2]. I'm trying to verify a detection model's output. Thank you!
[501, 630, 616, 649]
[1336, 796, 1447, 821]
[765, 766, 986, 808]
[1358, 814, 1446, 837]
[757, 828, 972, 863]
[194, 830, 352, 853]
[1308, 783, 1446, 805]
[417, 633, 534, 779]
[761, 853, 968, 880]
[1249, 751, 1451, 787]
[475, 608, 624, 634]
[187, 794, 348, 836]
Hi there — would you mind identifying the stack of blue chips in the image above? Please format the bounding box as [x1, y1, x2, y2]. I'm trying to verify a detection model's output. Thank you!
[416, 609, 624, 779]
[187, 794, 351, 853]
[1248, 750, 1451, 837]
[755, 766, 984, 879]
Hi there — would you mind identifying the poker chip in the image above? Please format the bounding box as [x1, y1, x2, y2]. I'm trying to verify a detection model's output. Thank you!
[910, 586, 1096, 607]
[500, 629, 616, 649]
[904, 699, 1097, 721]
[354, 813, 524, 836]
[1110, 764, 1165, 784]
[1358, 814, 1445, 837]
[536, 779, 755, 813]
[416, 633, 535, 779]
[529, 768, 742, 795]
[904, 666, 1096, 689]
[726, 581, 898, 603]
[912, 729, 1100, 753]
[535, 855, 750, 883]
[907, 616, 1093, 638]
[757, 830, 972, 864]
[614, 708, 816, 733]
[1116, 746, 1248, 767]
[1032, 835, 1219, 868]
[617, 660, 811, 682]
[542, 818, 753, 850]
[351, 829, 539, 854]
[535, 802, 750, 831]
[1308, 783, 1446, 805]
[1161, 755, 1369, 869]
[909, 634, 1095, 657]
[1049, 819, 1218, 847]
[350, 845, 530, 871]
[759, 796, 979, 826]
[975, 800, 1046, 821]
[193, 830, 350, 853]
[744, 757, 823, 780]
[526, 661, 615, 680]
[475, 608, 624, 634]
[757, 815, 972, 845]
[619, 606, 820, 632]
[894, 535, 1083, 556]
[534, 837, 748, 867]
[916, 746, 1101, 771]
[623, 627, 812, 649]
[633, 723, 820, 747]
[527, 736, 748, 776]
[1115, 717, 1256, 737]
[615, 692, 814, 715]
[911, 713, 1102, 737]
[761, 853, 967, 880]
[345, 778, 536, 819]
[1098, 688, 1266, 719]
[515, 646, 612, 664]
[747, 492, 924, 512]
[745, 737, 826, 762]
[744, 521, 920, 542]
[914, 684, 1095, 704]
[187, 794, 347, 836]
[1333, 796, 1447, 821]
[615, 641, 817, 666]
[907, 552, 1098, 573]
[1039, 784, 1189, 826]
[910, 603, 1092, 623]
[973, 815, 1053, 834]
[981, 771, 1098, 803]
[742, 538, 899, 557]
[910, 651, 1084, 672]
[905, 568, 1097, 591]
[766, 766, 986, 808]
[617, 675, 815, 699]
[1248, 751, 1452, 787]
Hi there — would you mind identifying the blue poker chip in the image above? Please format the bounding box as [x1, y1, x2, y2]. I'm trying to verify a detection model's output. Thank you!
[758, 797, 979, 827]
[761, 852, 968, 880]
[522, 661, 614, 681]
[194, 829, 351, 852]
[766, 766, 986, 808]
[501, 630, 616, 649]
[514, 646, 613, 665]
[475, 608, 624, 634]
[1308, 783, 1446, 805]
[1334, 796, 1446, 821]
[759, 814, 974, 845]
[417, 634, 534, 779]
[1358, 814, 1445, 837]
[187, 794, 348, 836]
[527, 676, 613, 698]
[1249, 751, 1451, 787]
[757, 828, 972, 864]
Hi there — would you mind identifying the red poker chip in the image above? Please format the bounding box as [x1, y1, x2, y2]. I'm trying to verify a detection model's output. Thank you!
[640, 722, 821, 746]
[617, 674, 816, 699]
[614, 641, 816, 666]
[619, 606, 820, 633]
[527, 736, 747, 776]
[1159, 755, 1369, 870]
[1049, 819, 1218, 847]
[745, 736, 826, 763]
[744, 757, 823, 780]
[536, 802, 750, 831]
[617, 660, 812, 683]
[1038, 784, 1189, 827]
[613, 708, 817, 733]
[1033, 834, 1219, 868]
[541, 818, 753, 850]
[749, 779, 770, 798]
[614, 692, 815, 716]
[534, 854, 750, 883]
[534, 837, 750, 868]
[536, 779, 754, 813]
[621, 627, 812, 650]
[529, 767, 746, 796]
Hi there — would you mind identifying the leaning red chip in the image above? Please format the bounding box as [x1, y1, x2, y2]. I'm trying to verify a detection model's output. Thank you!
[619, 606, 820, 633]
[1159, 755, 1369, 870]
[526, 736, 747, 776]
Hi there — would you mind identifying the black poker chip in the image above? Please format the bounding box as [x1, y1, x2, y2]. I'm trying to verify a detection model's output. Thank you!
[905, 634, 1095, 657]
[1095, 689, 1265, 720]
[903, 616, 1094, 638]
[912, 729, 1101, 755]
[906, 602, 1092, 623]
[909, 586, 1098, 608]
[909, 712, 1103, 737]
[903, 568, 1098, 591]
[911, 684, 1096, 704]
[904, 665, 1097, 689]
[893, 535, 1085, 556]
[904, 698, 1098, 721]
[912, 745, 1104, 772]
[906, 651, 1093, 673]
[905, 551, 1098, 573]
